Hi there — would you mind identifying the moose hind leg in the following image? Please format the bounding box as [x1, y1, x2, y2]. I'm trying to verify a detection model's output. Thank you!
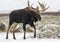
[6, 26, 10, 39]
[12, 22, 18, 39]
[6, 22, 12, 39]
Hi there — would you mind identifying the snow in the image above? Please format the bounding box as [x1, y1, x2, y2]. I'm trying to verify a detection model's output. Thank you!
[0, 32, 60, 42]
[0, 32, 34, 40]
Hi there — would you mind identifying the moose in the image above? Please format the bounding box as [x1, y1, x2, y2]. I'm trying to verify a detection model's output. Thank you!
[6, 1, 41, 39]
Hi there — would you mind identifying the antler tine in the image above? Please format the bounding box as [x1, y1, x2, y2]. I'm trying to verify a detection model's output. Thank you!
[31, 3, 33, 7]
[27, 0, 30, 7]
[45, 6, 49, 10]
[38, 1, 42, 6]
[38, 1, 45, 9]
[27, 0, 33, 10]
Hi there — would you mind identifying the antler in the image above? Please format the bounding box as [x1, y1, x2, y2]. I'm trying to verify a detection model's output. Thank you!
[38, 1, 49, 11]
[26, 0, 40, 13]
[27, 0, 33, 10]
[31, 3, 33, 7]
[27, 0, 36, 11]
[27, 0, 30, 8]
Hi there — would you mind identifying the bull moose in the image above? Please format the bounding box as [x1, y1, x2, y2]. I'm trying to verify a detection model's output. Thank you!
[6, 1, 41, 39]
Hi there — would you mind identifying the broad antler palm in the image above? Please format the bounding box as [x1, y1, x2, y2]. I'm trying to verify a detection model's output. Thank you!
[38, 1, 49, 11]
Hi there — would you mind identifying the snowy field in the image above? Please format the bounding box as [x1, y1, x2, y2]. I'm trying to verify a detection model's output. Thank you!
[0, 32, 60, 42]
[0, 32, 36, 40]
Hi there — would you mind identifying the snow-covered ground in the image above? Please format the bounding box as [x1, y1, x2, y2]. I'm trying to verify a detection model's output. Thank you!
[0, 32, 60, 42]
[0, 32, 36, 40]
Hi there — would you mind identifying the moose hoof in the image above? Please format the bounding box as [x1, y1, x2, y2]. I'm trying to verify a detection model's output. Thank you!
[34, 36, 36, 38]
[13, 38, 16, 40]
[34, 35, 36, 38]
[23, 37, 26, 39]
[6, 37, 8, 39]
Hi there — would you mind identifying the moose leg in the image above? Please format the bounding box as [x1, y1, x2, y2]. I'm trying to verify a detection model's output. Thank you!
[31, 22, 36, 38]
[33, 24, 36, 38]
[34, 26, 36, 38]
[6, 22, 12, 39]
[12, 22, 18, 39]
[6, 26, 11, 39]
[23, 23, 26, 39]
[13, 31, 16, 39]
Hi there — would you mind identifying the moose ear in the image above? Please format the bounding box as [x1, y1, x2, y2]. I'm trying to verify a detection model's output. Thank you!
[33, 6, 39, 14]
[36, 6, 39, 10]
[36, 6, 40, 13]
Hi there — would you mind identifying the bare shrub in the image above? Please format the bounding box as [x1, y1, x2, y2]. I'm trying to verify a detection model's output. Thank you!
[0, 23, 6, 32]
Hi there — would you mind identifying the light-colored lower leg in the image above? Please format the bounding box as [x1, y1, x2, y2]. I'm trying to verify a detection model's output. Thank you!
[10, 22, 18, 32]
[10, 22, 18, 39]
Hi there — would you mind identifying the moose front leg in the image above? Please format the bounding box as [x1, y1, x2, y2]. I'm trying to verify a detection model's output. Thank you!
[33, 25, 36, 38]
[31, 23, 36, 38]
[13, 31, 16, 39]
[23, 23, 26, 39]
[30, 22, 36, 38]
[12, 22, 18, 39]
